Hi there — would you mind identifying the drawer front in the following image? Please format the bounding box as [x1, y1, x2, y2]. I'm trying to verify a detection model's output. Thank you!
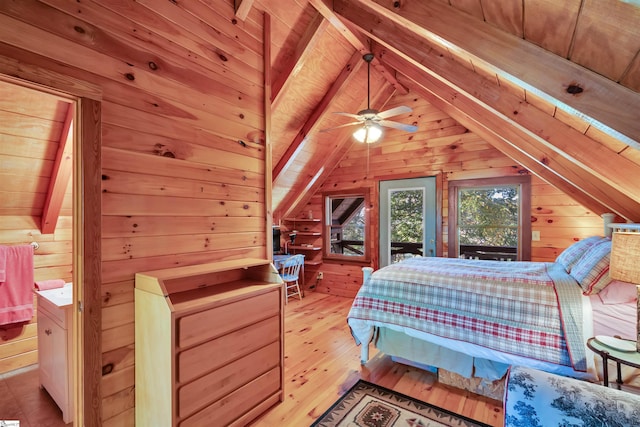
[177, 289, 279, 349]
[177, 340, 280, 419]
[178, 315, 279, 384]
[37, 297, 70, 330]
[179, 366, 281, 427]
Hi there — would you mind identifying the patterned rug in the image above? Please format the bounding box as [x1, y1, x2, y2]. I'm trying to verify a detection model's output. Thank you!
[311, 380, 491, 427]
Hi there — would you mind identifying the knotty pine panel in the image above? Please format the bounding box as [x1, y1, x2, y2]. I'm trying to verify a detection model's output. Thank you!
[102, 100, 261, 146]
[0, 0, 267, 422]
[102, 194, 263, 219]
[102, 124, 264, 164]
[101, 324, 134, 355]
[101, 280, 134, 309]
[101, 233, 265, 262]
[101, 247, 265, 284]
[101, 386, 135, 424]
[0, 134, 58, 160]
[102, 170, 263, 203]
[0, 320, 39, 375]
[102, 303, 134, 332]
[102, 147, 263, 189]
[101, 216, 264, 238]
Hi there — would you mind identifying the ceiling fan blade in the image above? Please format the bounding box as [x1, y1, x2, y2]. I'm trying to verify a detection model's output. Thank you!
[379, 119, 418, 132]
[320, 121, 362, 133]
[377, 105, 413, 119]
[333, 112, 364, 120]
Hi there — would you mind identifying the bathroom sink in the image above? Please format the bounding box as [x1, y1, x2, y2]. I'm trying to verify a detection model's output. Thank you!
[36, 284, 73, 308]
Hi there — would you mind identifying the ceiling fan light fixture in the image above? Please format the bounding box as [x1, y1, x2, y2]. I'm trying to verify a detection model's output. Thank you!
[353, 123, 382, 143]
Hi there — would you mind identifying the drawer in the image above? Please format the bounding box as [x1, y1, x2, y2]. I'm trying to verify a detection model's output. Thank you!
[177, 289, 279, 349]
[177, 315, 279, 384]
[37, 297, 71, 330]
[177, 341, 280, 419]
[179, 366, 281, 427]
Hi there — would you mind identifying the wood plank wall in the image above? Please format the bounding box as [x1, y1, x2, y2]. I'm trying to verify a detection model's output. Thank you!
[0, 2, 267, 425]
[304, 91, 603, 298]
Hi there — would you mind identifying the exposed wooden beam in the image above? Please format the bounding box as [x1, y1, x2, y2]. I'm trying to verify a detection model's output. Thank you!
[332, 0, 640, 220]
[335, 0, 640, 148]
[374, 37, 640, 204]
[233, 0, 254, 21]
[273, 49, 364, 181]
[308, 0, 408, 95]
[271, 13, 329, 107]
[381, 49, 638, 220]
[41, 102, 74, 234]
[279, 84, 396, 219]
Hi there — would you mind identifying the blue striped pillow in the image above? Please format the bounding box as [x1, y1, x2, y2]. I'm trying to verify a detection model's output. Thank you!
[555, 236, 605, 273]
[569, 238, 612, 295]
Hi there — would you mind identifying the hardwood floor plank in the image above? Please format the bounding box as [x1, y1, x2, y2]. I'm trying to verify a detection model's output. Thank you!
[252, 292, 504, 426]
[0, 291, 504, 426]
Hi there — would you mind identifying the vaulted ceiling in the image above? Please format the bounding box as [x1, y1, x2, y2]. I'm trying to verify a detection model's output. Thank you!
[249, 0, 640, 222]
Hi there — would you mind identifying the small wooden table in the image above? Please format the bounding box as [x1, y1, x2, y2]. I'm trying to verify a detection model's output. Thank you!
[587, 337, 640, 388]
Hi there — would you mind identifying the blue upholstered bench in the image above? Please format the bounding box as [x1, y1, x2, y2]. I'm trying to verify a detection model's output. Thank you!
[505, 366, 640, 426]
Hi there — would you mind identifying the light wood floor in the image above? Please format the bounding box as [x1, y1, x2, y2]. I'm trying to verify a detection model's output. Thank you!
[252, 291, 504, 426]
[0, 292, 504, 426]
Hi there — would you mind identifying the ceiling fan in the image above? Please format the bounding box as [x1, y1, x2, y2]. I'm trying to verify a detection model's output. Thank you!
[321, 53, 418, 143]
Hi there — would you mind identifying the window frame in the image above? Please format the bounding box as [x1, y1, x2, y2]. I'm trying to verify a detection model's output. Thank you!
[448, 176, 531, 260]
[322, 189, 371, 263]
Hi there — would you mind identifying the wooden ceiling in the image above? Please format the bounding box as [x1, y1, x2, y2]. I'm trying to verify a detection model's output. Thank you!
[0, 80, 74, 233]
[251, 0, 640, 222]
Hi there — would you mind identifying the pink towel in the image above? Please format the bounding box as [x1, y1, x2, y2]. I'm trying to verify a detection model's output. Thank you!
[34, 279, 66, 291]
[0, 245, 34, 326]
[0, 245, 6, 282]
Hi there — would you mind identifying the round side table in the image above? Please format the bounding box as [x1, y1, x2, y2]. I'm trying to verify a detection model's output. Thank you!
[587, 337, 640, 388]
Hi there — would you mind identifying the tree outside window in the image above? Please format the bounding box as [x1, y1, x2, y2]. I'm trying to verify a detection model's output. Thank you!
[448, 176, 531, 261]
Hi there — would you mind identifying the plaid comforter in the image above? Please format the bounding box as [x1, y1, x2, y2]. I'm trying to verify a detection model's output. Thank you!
[348, 257, 587, 372]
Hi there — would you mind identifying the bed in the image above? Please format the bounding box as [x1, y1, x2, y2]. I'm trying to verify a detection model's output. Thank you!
[347, 224, 639, 385]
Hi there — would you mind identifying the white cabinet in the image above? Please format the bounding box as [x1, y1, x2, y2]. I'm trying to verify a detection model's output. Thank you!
[36, 287, 73, 424]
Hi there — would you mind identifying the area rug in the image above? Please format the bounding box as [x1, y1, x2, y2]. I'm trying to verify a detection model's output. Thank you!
[311, 380, 491, 427]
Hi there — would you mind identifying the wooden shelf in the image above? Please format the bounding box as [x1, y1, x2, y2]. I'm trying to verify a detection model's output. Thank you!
[289, 245, 321, 251]
[305, 260, 322, 266]
[293, 232, 321, 236]
[284, 218, 320, 222]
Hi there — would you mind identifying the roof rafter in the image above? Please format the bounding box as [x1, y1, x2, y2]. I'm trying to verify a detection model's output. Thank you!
[233, 0, 254, 21]
[278, 84, 396, 219]
[271, 12, 329, 108]
[272, 49, 364, 182]
[308, 0, 408, 95]
[41, 102, 74, 234]
[332, 0, 640, 220]
[335, 0, 640, 148]
[380, 48, 638, 220]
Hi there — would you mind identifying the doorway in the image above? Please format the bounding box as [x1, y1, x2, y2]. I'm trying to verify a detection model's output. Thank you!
[0, 75, 102, 425]
[379, 177, 437, 267]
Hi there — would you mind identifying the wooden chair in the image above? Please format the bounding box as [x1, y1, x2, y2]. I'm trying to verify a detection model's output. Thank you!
[281, 254, 304, 303]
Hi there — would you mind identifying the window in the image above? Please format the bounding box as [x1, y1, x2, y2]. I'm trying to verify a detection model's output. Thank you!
[448, 176, 531, 260]
[323, 190, 370, 262]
